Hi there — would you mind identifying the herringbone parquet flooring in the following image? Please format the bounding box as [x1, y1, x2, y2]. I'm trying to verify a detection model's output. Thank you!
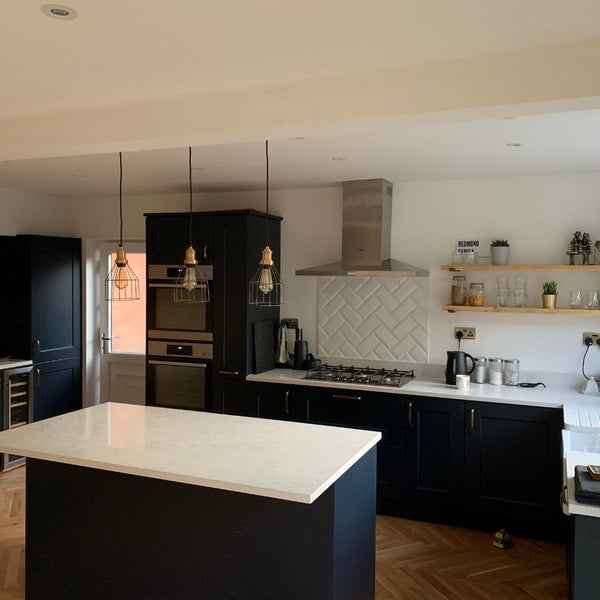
[0, 467, 568, 599]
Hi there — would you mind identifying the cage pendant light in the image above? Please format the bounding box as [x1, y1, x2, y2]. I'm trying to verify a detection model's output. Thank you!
[105, 152, 140, 301]
[249, 140, 283, 307]
[174, 147, 210, 303]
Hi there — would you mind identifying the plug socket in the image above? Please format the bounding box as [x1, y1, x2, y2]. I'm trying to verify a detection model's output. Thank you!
[583, 332, 600, 346]
[281, 318, 298, 329]
[454, 327, 476, 340]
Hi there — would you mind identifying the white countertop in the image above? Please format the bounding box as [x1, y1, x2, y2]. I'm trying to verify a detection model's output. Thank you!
[0, 402, 381, 504]
[247, 368, 585, 410]
[0, 359, 32, 370]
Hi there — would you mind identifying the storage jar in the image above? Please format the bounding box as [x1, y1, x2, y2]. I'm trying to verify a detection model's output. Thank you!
[472, 357, 487, 383]
[451, 275, 467, 306]
[468, 282, 485, 307]
[503, 358, 519, 386]
[488, 357, 503, 385]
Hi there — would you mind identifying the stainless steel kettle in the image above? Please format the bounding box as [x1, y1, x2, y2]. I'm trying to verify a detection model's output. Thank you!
[445, 350, 474, 385]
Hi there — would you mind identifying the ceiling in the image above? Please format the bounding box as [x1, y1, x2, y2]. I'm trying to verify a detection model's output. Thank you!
[2, 0, 600, 198]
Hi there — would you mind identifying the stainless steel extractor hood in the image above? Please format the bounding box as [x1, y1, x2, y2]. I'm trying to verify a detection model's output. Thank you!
[295, 179, 428, 277]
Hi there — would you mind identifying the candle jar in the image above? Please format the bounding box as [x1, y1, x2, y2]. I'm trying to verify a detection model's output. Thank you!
[468, 282, 485, 307]
[488, 357, 503, 385]
[451, 276, 467, 306]
[503, 359, 520, 386]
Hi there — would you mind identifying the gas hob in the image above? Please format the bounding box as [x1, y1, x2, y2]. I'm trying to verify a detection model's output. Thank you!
[304, 364, 415, 388]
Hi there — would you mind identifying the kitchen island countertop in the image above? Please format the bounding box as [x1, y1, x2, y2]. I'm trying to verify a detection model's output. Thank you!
[0, 401, 381, 504]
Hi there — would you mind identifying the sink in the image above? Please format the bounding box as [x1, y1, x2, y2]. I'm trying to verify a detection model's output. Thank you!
[563, 429, 600, 453]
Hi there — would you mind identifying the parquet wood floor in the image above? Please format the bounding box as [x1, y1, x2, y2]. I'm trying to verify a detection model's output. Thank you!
[0, 467, 568, 600]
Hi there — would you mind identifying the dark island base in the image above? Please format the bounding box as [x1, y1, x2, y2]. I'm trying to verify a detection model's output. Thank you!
[26, 449, 376, 600]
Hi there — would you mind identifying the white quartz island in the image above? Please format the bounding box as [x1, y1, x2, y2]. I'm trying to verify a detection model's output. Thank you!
[0, 403, 381, 600]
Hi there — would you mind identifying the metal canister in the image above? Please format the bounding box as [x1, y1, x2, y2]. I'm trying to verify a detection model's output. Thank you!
[472, 357, 487, 383]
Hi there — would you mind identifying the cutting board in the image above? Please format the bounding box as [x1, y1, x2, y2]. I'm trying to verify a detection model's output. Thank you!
[253, 320, 275, 374]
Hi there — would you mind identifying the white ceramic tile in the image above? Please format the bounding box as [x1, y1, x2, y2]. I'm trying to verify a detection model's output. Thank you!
[318, 277, 429, 362]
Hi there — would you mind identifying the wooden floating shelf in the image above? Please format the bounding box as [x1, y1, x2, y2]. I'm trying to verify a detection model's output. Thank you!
[441, 264, 600, 271]
[442, 305, 600, 315]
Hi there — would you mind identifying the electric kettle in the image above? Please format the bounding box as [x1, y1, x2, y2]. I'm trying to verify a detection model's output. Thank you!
[445, 350, 474, 385]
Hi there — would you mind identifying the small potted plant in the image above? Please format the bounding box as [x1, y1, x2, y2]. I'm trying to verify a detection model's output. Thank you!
[490, 239, 510, 265]
[542, 281, 558, 309]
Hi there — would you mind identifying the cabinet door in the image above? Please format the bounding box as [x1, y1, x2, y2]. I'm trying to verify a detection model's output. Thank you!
[146, 215, 213, 265]
[464, 401, 562, 521]
[26, 236, 81, 363]
[246, 382, 308, 422]
[33, 357, 82, 421]
[403, 395, 464, 506]
[212, 378, 246, 416]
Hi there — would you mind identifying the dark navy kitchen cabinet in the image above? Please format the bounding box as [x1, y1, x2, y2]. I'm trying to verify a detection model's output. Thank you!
[402, 395, 464, 507]
[246, 382, 308, 422]
[146, 214, 213, 265]
[306, 388, 404, 500]
[212, 379, 247, 416]
[33, 357, 81, 422]
[0, 235, 82, 421]
[464, 400, 564, 537]
[212, 212, 281, 410]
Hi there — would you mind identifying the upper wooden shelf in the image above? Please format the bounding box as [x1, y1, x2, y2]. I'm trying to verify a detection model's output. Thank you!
[442, 305, 600, 315]
[441, 264, 600, 271]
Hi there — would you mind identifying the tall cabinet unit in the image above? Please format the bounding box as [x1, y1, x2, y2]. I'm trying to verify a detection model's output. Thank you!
[212, 212, 281, 414]
[144, 210, 281, 413]
[0, 235, 82, 421]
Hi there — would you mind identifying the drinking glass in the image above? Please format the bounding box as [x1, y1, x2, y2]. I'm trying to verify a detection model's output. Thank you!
[513, 276, 527, 289]
[496, 276, 509, 289]
[497, 288, 510, 307]
[584, 290, 599, 310]
[514, 288, 528, 307]
[569, 290, 582, 309]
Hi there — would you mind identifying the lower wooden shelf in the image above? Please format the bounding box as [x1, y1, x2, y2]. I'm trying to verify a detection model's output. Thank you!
[442, 305, 600, 315]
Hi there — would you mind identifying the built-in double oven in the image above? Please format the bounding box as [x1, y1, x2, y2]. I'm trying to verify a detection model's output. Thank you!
[146, 265, 213, 411]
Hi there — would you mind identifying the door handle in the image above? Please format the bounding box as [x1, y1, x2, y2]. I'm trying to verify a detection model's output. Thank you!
[219, 370, 239, 376]
[408, 402, 413, 427]
[101, 332, 121, 355]
[285, 390, 290, 414]
[332, 394, 361, 401]
[470, 408, 475, 433]
[34, 368, 40, 388]
[33, 339, 40, 359]
[203, 245, 209, 260]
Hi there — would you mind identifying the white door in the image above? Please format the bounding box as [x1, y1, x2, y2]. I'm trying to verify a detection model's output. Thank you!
[99, 242, 146, 405]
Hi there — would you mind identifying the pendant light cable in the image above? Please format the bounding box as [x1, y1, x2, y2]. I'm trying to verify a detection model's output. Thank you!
[105, 152, 140, 301]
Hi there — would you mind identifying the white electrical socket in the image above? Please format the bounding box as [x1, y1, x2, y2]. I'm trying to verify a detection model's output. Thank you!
[583, 332, 600, 346]
[454, 327, 476, 340]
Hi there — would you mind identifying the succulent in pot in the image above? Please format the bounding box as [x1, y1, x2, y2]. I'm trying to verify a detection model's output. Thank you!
[542, 280, 558, 308]
[490, 239, 510, 265]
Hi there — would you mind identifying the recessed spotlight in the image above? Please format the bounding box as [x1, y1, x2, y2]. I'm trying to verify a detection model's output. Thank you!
[42, 4, 78, 20]
[506, 142, 522, 147]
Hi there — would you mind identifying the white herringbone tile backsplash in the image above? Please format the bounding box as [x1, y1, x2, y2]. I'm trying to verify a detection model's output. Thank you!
[317, 277, 429, 362]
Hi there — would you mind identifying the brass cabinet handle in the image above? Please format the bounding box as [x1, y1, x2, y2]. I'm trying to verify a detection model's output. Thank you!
[203, 245, 208, 260]
[408, 402, 413, 427]
[219, 370, 239, 376]
[285, 390, 290, 414]
[34, 368, 40, 387]
[470, 408, 475, 433]
[332, 394, 361, 401]
[34, 340, 40, 358]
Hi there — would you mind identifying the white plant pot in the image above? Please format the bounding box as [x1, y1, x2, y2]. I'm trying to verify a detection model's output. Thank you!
[490, 246, 510, 265]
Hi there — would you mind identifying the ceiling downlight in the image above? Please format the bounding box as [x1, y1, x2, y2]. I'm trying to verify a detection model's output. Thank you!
[42, 4, 78, 20]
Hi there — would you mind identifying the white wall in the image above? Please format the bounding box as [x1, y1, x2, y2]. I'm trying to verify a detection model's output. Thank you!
[11, 171, 600, 382]
[392, 172, 600, 374]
